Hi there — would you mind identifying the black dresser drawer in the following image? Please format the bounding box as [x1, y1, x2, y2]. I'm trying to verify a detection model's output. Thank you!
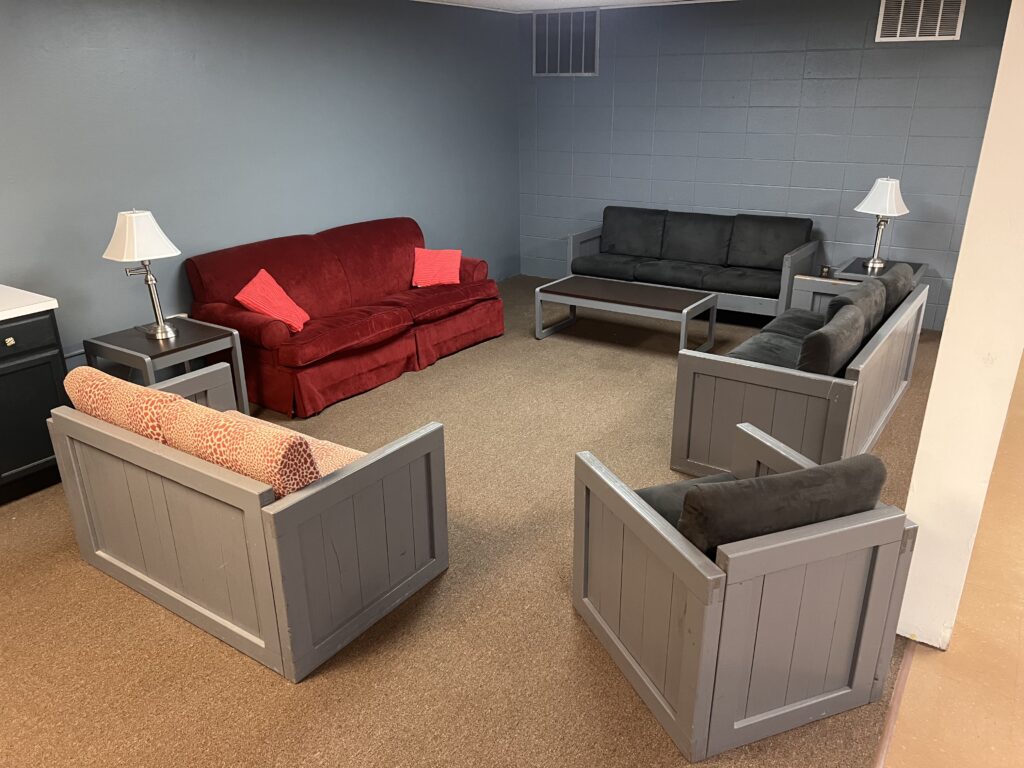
[0, 312, 59, 362]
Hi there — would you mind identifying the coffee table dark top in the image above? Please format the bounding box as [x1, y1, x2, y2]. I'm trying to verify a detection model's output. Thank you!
[87, 317, 234, 360]
[539, 276, 712, 313]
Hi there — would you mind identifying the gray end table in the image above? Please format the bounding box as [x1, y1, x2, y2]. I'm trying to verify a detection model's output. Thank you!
[791, 260, 927, 313]
[84, 317, 249, 414]
[535, 275, 717, 352]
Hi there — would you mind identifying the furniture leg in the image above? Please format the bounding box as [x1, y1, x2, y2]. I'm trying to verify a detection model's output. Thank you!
[140, 358, 156, 385]
[534, 291, 577, 340]
[228, 331, 250, 415]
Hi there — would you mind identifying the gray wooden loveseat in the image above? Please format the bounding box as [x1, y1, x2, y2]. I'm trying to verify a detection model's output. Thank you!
[47, 363, 448, 682]
[573, 423, 916, 761]
[672, 263, 928, 476]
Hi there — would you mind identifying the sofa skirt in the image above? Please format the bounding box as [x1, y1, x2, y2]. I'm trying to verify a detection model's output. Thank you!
[410, 298, 505, 370]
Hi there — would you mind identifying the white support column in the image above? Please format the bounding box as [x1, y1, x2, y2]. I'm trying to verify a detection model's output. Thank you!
[899, 2, 1024, 649]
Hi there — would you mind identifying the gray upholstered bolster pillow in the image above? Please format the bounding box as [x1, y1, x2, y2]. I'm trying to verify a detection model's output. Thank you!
[827, 279, 885, 335]
[681, 453, 887, 556]
[636, 473, 736, 531]
[798, 304, 866, 375]
[877, 263, 915, 316]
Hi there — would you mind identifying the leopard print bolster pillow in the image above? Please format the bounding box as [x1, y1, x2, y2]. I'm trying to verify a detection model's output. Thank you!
[64, 366, 183, 443]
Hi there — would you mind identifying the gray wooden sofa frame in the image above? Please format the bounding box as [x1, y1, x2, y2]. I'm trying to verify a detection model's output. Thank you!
[671, 283, 929, 476]
[47, 363, 449, 683]
[573, 423, 916, 761]
[569, 226, 818, 316]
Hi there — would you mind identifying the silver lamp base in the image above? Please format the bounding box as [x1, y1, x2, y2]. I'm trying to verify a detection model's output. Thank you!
[864, 256, 887, 273]
[866, 215, 890, 274]
[136, 321, 177, 341]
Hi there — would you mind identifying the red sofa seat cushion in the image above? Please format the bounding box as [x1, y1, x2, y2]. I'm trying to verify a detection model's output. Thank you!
[276, 306, 413, 368]
[185, 235, 354, 317]
[377, 280, 500, 324]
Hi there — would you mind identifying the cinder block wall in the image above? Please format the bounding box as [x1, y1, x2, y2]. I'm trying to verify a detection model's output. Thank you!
[518, 0, 1011, 329]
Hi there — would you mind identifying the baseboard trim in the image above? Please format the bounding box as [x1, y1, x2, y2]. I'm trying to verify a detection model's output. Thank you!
[872, 639, 917, 768]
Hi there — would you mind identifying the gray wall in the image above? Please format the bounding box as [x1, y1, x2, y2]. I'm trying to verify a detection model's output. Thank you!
[517, 0, 1010, 329]
[0, 0, 520, 358]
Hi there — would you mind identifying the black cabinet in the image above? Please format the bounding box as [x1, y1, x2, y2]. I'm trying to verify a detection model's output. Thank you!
[0, 309, 68, 498]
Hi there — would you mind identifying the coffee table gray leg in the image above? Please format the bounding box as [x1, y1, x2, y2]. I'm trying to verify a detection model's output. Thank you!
[680, 300, 717, 353]
[535, 292, 577, 340]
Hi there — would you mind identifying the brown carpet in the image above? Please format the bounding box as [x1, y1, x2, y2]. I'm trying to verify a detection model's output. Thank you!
[0, 276, 939, 768]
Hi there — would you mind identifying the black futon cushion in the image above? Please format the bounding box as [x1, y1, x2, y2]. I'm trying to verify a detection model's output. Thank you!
[877, 263, 915, 316]
[572, 253, 653, 281]
[634, 260, 722, 289]
[726, 331, 802, 368]
[827, 279, 885, 337]
[661, 212, 734, 266]
[727, 214, 813, 271]
[702, 266, 782, 298]
[636, 473, 736, 530]
[677, 453, 887, 557]
[798, 304, 866, 375]
[761, 309, 826, 340]
[600, 206, 667, 260]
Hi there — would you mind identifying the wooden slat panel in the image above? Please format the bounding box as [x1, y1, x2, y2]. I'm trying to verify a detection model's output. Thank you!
[708, 379, 745, 469]
[740, 384, 776, 434]
[663, 577, 688, 711]
[211, 498, 260, 634]
[587, 495, 604, 612]
[709, 576, 764, 740]
[688, 374, 716, 463]
[745, 565, 806, 716]
[770, 390, 808, 452]
[639, 555, 674, 691]
[353, 482, 390, 604]
[786, 555, 847, 703]
[298, 515, 334, 643]
[78, 444, 145, 569]
[800, 397, 829, 462]
[164, 482, 233, 621]
[409, 456, 433, 568]
[619, 527, 648, 659]
[382, 465, 416, 585]
[123, 463, 183, 589]
[597, 503, 624, 632]
[824, 548, 873, 690]
[321, 498, 364, 627]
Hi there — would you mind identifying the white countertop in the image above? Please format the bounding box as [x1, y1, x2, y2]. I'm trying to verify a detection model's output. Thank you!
[0, 284, 59, 322]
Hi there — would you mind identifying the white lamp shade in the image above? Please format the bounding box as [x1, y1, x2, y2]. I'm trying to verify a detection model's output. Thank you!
[854, 178, 909, 218]
[101, 210, 181, 263]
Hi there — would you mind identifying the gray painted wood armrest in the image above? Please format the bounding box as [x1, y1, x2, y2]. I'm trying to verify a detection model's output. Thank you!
[731, 422, 818, 479]
[779, 240, 819, 310]
[151, 362, 238, 411]
[568, 226, 603, 272]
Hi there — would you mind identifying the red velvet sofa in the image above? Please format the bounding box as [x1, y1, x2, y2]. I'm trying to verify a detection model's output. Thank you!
[185, 217, 504, 417]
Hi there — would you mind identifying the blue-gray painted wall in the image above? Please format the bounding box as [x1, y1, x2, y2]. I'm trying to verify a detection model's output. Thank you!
[0, 0, 519, 358]
[517, 0, 1010, 330]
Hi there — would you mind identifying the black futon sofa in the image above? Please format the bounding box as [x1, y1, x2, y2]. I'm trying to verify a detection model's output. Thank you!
[569, 206, 818, 316]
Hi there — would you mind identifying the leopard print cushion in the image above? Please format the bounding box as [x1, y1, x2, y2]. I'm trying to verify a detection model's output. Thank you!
[64, 366, 183, 443]
[221, 411, 366, 476]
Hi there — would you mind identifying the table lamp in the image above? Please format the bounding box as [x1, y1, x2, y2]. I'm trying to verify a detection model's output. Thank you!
[101, 210, 181, 340]
[855, 178, 909, 273]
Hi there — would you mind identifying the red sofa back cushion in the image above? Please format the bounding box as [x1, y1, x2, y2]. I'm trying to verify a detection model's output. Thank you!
[316, 217, 425, 305]
[186, 234, 354, 317]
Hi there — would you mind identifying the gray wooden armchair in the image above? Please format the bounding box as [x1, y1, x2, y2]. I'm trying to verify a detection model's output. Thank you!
[573, 423, 915, 760]
[48, 363, 448, 682]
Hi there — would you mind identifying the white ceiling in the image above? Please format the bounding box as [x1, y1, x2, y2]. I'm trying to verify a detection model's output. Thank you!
[412, 0, 733, 14]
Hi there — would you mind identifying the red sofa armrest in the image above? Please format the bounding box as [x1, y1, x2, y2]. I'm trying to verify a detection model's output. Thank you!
[460, 257, 488, 283]
[191, 302, 291, 350]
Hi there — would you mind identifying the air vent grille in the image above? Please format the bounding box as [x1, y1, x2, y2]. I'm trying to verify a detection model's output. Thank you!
[534, 10, 599, 77]
[877, 0, 965, 42]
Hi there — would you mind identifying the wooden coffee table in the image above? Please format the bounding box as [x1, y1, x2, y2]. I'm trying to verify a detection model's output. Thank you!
[535, 275, 717, 352]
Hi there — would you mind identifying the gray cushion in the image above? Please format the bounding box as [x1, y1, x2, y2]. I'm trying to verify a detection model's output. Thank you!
[634, 260, 723, 289]
[827, 279, 885, 337]
[877, 263, 915, 316]
[798, 304, 866, 375]
[702, 266, 782, 298]
[727, 214, 813, 271]
[635, 473, 736, 530]
[572, 252, 654, 281]
[679, 454, 887, 556]
[661, 212, 734, 266]
[726, 331, 802, 369]
[601, 206, 667, 260]
[761, 309, 826, 340]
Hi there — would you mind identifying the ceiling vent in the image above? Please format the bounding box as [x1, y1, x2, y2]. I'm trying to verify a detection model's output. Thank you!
[534, 10, 599, 77]
[876, 0, 965, 42]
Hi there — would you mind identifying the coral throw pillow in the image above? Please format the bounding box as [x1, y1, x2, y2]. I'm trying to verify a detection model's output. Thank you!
[413, 248, 461, 287]
[64, 366, 183, 443]
[235, 269, 310, 332]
